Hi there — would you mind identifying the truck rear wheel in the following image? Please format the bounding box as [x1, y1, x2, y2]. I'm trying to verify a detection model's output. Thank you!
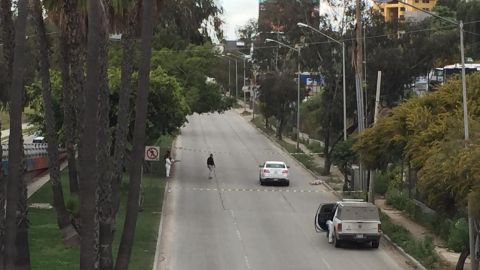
[371, 240, 379, 249]
[333, 231, 341, 248]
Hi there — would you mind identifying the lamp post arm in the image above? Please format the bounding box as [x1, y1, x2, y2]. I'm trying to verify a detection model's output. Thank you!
[265, 38, 299, 52]
[299, 23, 342, 45]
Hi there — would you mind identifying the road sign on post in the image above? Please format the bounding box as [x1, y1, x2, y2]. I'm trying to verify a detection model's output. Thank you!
[145, 146, 160, 161]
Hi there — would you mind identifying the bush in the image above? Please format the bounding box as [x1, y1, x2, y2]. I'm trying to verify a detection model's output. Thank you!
[385, 188, 409, 210]
[307, 141, 323, 154]
[374, 171, 390, 195]
[65, 196, 80, 218]
[447, 218, 469, 253]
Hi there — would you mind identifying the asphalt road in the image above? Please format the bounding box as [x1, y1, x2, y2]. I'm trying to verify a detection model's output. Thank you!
[155, 111, 408, 270]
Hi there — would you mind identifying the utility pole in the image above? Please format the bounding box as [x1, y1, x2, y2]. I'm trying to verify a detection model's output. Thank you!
[355, 0, 366, 191]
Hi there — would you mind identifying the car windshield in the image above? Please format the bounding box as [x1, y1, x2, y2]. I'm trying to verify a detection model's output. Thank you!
[265, 163, 285, 168]
[338, 206, 379, 221]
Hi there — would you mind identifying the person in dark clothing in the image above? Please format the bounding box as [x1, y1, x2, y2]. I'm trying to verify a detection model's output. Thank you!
[207, 153, 215, 179]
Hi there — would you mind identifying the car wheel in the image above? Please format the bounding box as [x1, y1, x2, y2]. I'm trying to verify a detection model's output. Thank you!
[333, 231, 341, 248]
[371, 240, 379, 249]
[284, 180, 290, 186]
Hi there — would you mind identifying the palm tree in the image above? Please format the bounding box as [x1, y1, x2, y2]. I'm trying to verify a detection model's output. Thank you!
[0, 0, 14, 266]
[44, 0, 86, 195]
[97, 6, 113, 269]
[4, 0, 29, 268]
[115, 0, 155, 269]
[98, 1, 140, 268]
[30, 0, 80, 244]
[79, 0, 106, 268]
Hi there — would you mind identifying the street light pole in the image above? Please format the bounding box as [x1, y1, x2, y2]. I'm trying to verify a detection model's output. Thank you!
[265, 38, 302, 150]
[297, 22, 347, 141]
[243, 57, 247, 112]
[228, 60, 231, 96]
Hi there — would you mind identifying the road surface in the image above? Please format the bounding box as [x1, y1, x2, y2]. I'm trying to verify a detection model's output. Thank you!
[155, 111, 410, 270]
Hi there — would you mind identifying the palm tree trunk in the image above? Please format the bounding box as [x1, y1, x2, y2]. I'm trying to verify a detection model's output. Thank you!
[115, 0, 155, 269]
[0, 0, 13, 266]
[30, 0, 79, 245]
[104, 12, 138, 270]
[59, 33, 79, 195]
[111, 7, 138, 220]
[79, 0, 105, 269]
[4, 0, 29, 268]
[0, 0, 14, 84]
[15, 171, 29, 270]
[60, 0, 81, 195]
[0, 122, 4, 270]
[66, 2, 85, 159]
[97, 13, 113, 270]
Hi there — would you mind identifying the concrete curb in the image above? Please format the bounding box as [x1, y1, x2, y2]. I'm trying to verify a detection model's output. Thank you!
[152, 181, 169, 270]
[237, 110, 429, 270]
[152, 138, 177, 270]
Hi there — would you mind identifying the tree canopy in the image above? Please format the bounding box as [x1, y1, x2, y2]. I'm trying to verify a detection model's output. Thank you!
[354, 73, 480, 216]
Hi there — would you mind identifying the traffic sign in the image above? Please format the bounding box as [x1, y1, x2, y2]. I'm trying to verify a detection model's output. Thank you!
[145, 146, 160, 161]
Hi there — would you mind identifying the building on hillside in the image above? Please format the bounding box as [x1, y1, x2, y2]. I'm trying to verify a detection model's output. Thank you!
[373, 0, 437, 22]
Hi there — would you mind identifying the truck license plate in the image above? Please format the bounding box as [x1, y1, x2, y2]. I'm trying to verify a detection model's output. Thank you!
[355, 234, 364, 239]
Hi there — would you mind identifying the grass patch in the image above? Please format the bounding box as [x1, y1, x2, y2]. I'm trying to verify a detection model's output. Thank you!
[29, 135, 173, 269]
[251, 115, 275, 136]
[380, 212, 439, 269]
[306, 141, 324, 156]
[276, 139, 324, 174]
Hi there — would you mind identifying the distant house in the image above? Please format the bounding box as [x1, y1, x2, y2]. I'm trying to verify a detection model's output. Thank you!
[373, 0, 437, 22]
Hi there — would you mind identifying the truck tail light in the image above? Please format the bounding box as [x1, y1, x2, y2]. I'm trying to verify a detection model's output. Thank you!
[337, 223, 342, 232]
[378, 224, 382, 233]
[282, 169, 288, 174]
[263, 169, 270, 174]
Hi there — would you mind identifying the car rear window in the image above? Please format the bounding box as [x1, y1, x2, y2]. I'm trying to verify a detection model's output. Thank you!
[266, 163, 286, 168]
[337, 206, 379, 221]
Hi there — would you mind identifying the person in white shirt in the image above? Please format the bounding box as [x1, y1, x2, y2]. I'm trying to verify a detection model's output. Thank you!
[165, 150, 173, 178]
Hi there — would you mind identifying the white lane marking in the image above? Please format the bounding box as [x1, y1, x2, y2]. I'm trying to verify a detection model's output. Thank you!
[229, 210, 252, 270]
[322, 258, 333, 270]
[170, 186, 326, 193]
[244, 256, 252, 270]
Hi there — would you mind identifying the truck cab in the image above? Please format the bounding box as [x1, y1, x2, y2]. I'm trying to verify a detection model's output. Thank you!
[315, 199, 382, 248]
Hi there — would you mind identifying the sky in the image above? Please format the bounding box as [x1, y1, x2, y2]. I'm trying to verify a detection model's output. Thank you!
[220, 0, 259, 40]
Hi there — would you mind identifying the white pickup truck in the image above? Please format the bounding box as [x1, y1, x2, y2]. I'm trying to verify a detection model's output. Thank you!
[315, 199, 382, 248]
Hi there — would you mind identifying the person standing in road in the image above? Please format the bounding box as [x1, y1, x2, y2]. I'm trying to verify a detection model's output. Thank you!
[207, 153, 215, 179]
[165, 150, 173, 178]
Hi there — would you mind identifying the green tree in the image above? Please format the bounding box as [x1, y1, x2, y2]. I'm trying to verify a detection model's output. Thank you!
[354, 74, 480, 268]
[259, 72, 300, 140]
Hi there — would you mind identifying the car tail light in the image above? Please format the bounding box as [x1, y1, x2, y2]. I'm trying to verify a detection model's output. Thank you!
[263, 169, 270, 174]
[378, 224, 382, 233]
[282, 170, 288, 174]
[337, 223, 342, 232]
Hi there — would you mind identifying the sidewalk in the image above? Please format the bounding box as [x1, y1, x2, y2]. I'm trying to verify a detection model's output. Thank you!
[236, 103, 465, 269]
[1, 123, 34, 142]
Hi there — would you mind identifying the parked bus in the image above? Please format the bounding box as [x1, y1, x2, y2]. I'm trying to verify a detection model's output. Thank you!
[443, 63, 480, 81]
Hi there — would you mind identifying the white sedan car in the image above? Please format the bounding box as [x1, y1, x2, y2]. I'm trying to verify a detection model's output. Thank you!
[259, 161, 290, 186]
